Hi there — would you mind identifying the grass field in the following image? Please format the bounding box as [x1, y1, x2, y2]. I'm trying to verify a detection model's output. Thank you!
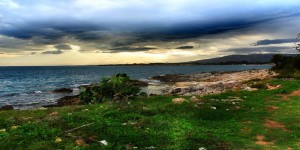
[1, 79, 300, 149]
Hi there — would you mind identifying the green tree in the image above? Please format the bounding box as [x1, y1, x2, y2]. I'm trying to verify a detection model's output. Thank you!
[271, 54, 284, 68]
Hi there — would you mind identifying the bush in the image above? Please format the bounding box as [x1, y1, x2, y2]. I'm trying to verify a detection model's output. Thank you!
[80, 74, 141, 103]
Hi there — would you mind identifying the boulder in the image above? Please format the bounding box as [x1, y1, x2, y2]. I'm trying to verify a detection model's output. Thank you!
[57, 95, 81, 106]
[172, 98, 187, 104]
[52, 88, 73, 93]
[0, 105, 13, 111]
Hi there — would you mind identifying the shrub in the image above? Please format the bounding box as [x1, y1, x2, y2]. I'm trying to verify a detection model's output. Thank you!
[80, 74, 141, 103]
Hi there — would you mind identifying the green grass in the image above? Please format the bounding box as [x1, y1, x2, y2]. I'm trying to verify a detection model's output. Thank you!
[1, 79, 300, 149]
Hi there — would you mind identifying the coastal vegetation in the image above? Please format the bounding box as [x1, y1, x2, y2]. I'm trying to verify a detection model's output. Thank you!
[1, 77, 300, 149]
[80, 74, 141, 104]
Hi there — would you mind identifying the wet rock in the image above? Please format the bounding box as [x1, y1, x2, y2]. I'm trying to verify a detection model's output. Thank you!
[44, 95, 82, 107]
[0, 105, 13, 111]
[52, 88, 73, 93]
[130, 80, 149, 87]
[151, 74, 190, 83]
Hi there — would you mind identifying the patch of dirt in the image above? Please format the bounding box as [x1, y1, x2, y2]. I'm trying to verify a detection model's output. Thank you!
[290, 90, 300, 96]
[278, 90, 300, 101]
[49, 111, 59, 116]
[255, 135, 273, 146]
[266, 106, 279, 111]
[264, 119, 289, 131]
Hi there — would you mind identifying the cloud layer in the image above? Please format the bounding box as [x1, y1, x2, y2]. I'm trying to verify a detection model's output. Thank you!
[0, 0, 300, 65]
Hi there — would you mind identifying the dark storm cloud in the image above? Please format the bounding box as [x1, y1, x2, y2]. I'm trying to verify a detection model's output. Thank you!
[41, 50, 64, 55]
[54, 44, 72, 50]
[254, 38, 300, 46]
[1, 0, 300, 54]
[224, 46, 295, 54]
[176, 46, 194, 49]
[109, 46, 157, 51]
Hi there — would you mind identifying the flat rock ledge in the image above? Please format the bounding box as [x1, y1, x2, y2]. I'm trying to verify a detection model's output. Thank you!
[163, 69, 277, 96]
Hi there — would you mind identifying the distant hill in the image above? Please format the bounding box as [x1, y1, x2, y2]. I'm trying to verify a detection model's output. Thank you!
[191, 54, 298, 65]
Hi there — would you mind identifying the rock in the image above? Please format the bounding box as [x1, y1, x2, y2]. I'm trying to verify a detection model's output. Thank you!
[149, 94, 158, 96]
[100, 140, 108, 146]
[55, 137, 62, 143]
[75, 139, 86, 146]
[266, 84, 281, 90]
[171, 88, 182, 94]
[191, 96, 199, 102]
[130, 80, 149, 87]
[52, 88, 73, 93]
[210, 106, 217, 110]
[0, 105, 13, 111]
[172, 98, 187, 104]
[57, 95, 82, 106]
[244, 87, 258, 91]
[151, 74, 190, 83]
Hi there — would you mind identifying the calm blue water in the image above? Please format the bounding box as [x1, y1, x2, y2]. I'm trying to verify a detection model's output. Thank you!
[0, 65, 271, 109]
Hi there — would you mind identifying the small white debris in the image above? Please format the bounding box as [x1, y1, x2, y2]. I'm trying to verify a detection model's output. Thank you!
[122, 123, 127, 125]
[0, 129, 6, 132]
[100, 140, 108, 146]
[210, 106, 217, 110]
[232, 102, 236, 105]
[199, 147, 206, 150]
[226, 109, 229, 111]
[146, 146, 156, 149]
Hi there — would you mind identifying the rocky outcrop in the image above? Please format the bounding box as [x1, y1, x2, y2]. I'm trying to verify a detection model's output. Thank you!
[44, 95, 82, 108]
[52, 88, 73, 93]
[151, 74, 191, 83]
[57, 95, 82, 106]
[0, 105, 13, 111]
[164, 69, 277, 96]
[130, 80, 149, 87]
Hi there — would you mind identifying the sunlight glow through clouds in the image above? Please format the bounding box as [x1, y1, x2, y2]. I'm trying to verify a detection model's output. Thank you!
[0, 0, 299, 65]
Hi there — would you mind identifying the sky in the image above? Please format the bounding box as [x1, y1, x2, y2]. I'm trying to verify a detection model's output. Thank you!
[0, 0, 300, 66]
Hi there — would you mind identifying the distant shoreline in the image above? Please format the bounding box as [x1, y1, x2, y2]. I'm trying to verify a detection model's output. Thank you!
[0, 63, 273, 67]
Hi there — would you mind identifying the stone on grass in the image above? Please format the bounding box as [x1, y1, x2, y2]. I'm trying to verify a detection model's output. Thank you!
[55, 137, 62, 143]
[100, 140, 108, 146]
[172, 98, 187, 104]
[75, 139, 86, 146]
[210, 106, 217, 110]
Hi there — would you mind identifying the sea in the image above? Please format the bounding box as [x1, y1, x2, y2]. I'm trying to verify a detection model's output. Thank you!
[0, 65, 271, 109]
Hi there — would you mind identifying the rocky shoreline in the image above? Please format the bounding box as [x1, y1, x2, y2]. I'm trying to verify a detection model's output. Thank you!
[0, 69, 277, 110]
[152, 69, 277, 96]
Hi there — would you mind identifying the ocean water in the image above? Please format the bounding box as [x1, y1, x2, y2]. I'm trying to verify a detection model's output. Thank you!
[0, 65, 271, 109]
